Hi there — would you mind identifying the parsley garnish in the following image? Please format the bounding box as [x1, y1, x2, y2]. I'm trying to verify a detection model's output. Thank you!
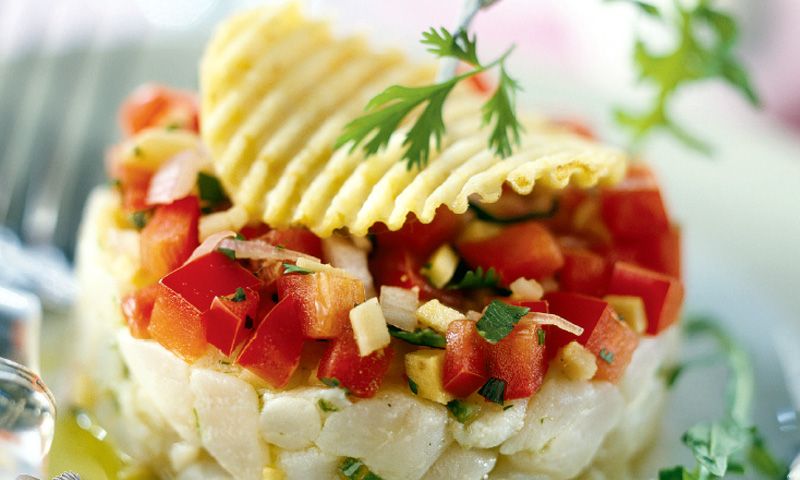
[613, 0, 758, 152]
[318, 399, 339, 413]
[130, 210, 150, 230]
[407, 377, 419, 395]
[320, 377, 350, 395]
[339, 457, 384, 480]
[446, 399, 481, 425]
[197, 172, 229, 211]
[132, 146, 143, 157]
[217, 247, 236, 261]
[475, 300, 530, 344]
[282, 263, 313, 275]
[388, 325, 446, 348]
[478, 377, 506, 405]
[659, 316, 788, 479]
[599, 348, 615, 364]
[336, 26, 520, 170]
[537, 328, 546, 346]
[503, 404, 513, 411]
[229, 287, 246, 302]
[468, 198, 560, 224]
[447, 266, 499, 290]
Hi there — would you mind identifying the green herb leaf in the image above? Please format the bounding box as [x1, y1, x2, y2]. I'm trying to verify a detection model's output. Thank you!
[407, 377, 419, 395]
[468, 198, 560, 224]
[446, 400, 481, 424]
[598, 348, 615, 364]
[130, 210, 150, 230]
[481, 64, 523, 159]
[388, 325, 446, 348]
[338, 457, 384, 480]
[197, 172, 229, 210]
[476, 300, 530, 344]
[503, 404, 514, 411]
[217, 247, 236, 261]
[320, 377, 350, 395]
[318, 399, 339, 413]
[283, 263, 314, 275]
[478, 377, 506, 405]
[229, 287, 246, 302]
[421, 27, 480, 66]
[537, 328, 546, 346]
[448, 266, 499, 290]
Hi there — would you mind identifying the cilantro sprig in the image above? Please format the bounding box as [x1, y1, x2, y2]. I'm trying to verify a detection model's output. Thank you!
[614, 0, 758, 152]
[476, 300, 530, 344]
[388, 325, 446, 348]
[660, 316, 788, 479]
[336, 26, 521, 170]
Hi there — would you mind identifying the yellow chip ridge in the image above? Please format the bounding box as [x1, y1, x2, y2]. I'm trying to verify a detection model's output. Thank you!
[201, 3, 628, 236]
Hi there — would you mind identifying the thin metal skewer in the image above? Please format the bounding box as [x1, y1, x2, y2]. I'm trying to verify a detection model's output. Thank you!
[436, 0, 502, 82]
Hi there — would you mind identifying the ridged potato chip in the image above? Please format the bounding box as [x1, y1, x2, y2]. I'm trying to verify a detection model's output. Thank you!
[201, 3, 628, 236]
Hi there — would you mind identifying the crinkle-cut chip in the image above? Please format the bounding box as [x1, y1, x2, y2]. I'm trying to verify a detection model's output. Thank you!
[201, 3, 628, 237]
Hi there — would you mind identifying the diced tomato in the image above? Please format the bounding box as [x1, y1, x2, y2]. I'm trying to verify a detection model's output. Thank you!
[259, 227, 324, 259]
[148, 251, 261, 361]
[372, 206, 462, 257]
[120, 284, 160, 339]
[458, 221, 564, 284]
[119, 84, 199, 137]
[545, 188, 589, 234]
[544, 291, 639, 383]
[606, 262, 684, 335]
[508, 300, 549, 313]
[236, 296, 306, 388]
[559, 248, 610, 297]
[600, 164, 669, 238]
[443, 320, 489, 397]
[202, 286, 260, 356]
[113, 163, 153, 212]
[239, 223, 271, 240]
[317, 326, 394, 398]
[369, 248, 462, 305]
[606, 224, 682, 279]
[486, 318, 548, 400]
[277, 271, 365, 339]
[140, 196, 200, 279]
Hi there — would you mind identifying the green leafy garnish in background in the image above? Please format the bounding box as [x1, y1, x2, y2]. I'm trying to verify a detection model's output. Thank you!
[448, 266, 500, 290]
[388, 325, 447, 348]
[336, 26, 521, 170]
[612, 0, 759, 152]
[659, 316, 788, 479]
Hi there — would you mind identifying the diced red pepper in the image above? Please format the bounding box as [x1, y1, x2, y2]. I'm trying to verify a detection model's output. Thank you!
[607, 224, 682, 279]
[372, 206, 462, 257]
[202, 286, 260, 356]
[600, 164, 669, 238]
[508, 300, 549, 313]
[458, 221, 564, 284]
[606, 262, 684, 334]
[239, 223, 271, 240]
[443, 320, 489, 397]
[558, 248, 610, 297]
[317, 326, 394, 398]
[259, 227, 324, 260]
[236, 296, 306, 388]
[119, 84, 199, 137]
[544, 291, 639, 383]
[113, 164, 153, 212]
[277, 271, 365, 339]
[120, 284, 160, 339]
[486, 318, 548, 400]
[140, 196, 200, 279]
[369, 248, 462, 304]
[148, 251, 261, 361]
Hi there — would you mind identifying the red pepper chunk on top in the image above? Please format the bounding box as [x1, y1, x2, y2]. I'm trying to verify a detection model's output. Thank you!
[317, 325, 394, 398]
[486, 318, 548, 400]
[140, 196, 200, 280]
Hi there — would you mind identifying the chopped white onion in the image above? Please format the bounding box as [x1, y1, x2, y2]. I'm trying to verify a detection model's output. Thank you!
[146, 150, 204, 205]
[465, 310, 483, 322]
[509, 277, 544, 301]
[187, 230, 236, 263]
[218, 238, 319, 263]
[379, 286, 419, 332]
[529, 312, 584, 337]
[322, 236, 375, 298]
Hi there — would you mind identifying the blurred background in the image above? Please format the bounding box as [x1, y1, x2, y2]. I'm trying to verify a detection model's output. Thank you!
[1, 0, 799, 477]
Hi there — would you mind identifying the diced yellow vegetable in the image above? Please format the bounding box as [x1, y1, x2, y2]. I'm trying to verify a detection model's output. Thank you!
[262, 466, 284, 480]
[604, 295, 647, 334]
[423, 244, 459, 289]
[416, 299, 465, 333]
[379, 286, 419, 332]
[350, 298, 391, 356]
[405, 349, 453, 405]
[459, 220, 502, 243]
[509, 277, 544, 300]
[199, 205, 250, 241]
[557, 341, 597, 381]
[295, 257, 349, 277]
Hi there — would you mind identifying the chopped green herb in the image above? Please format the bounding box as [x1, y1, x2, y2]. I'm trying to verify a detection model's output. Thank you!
[130, 210, 150, 230]
[388, 325, 446, 348]
[476, 300, 530, 344]
[537, 328, 546, 346]
[197, 172, 229, 210]
[165, 122, 181, 131]
[283, 263, 314, 275]
[336, 26, 520, 170]
[109, 178, 122, 189]
[407, 377, 419, 395]
[192, 408, 200, 433]
[229, 287, 247, 302]
[468, 198, 559, 224]
[446, 400, 481, 425]
[478, 377, 506, 405]
[338, 457, 384, 480]
[234, 232, 245, 240]
[217, 247, 236, 261]
[132, 145, 143, 157]
[318, 399, 339, 413]
[447, 266, 499, 290]
[320, 377, 350, 394]
[599, 348, 615, 364]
